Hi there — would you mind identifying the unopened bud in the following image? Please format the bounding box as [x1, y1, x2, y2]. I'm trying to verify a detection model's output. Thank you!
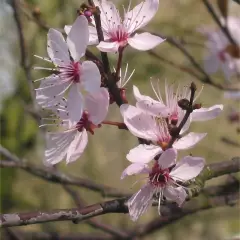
[193, 103, 202, 110]
[178, 98, 190, 110]
[190, 82, 197, 92]
[120, 88, 128, 103]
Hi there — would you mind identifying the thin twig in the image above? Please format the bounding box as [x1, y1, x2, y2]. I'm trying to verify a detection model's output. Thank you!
[202, 0, 236, 45]
[0, 145, 129, 198]
[12, 0, 35, 101]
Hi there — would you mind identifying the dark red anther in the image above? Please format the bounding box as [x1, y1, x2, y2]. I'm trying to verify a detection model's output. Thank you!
[193, 103, 202, 110]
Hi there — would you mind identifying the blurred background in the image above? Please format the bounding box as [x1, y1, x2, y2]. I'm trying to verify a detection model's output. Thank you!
[0, 0, 239, 239]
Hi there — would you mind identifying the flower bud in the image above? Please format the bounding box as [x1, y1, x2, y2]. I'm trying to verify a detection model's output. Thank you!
[178, 98, 190, 110]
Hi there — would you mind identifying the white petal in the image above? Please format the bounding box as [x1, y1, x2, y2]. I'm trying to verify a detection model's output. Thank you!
[158, 148, 177, 169]
[47, 29, 70, 65]
[127, 144, 162, 164]
[203, 53, 220, 74]
[191, 104, 223, 121]
[67, 16, 89, 61]
[44, 130, 76, 165]
[64, 25, 71, 35]
[66, 130, 88, 164]
[89, 26, 99, 45]
[80, 61, 101, 93]
[220, 60, 234, 81]
[36, 80, 70, 108]
[170, 156, 205, 181]
[133, 86, 169, 117]
[173, 132, 207, 150]
[124, 0, 159, 33]
[85, 88, 109, 125]
[93, 0, 121, 31]
[133, 85, 156, 102]
[128, 184, 155, 221]
[163, 186, 187, 206]
[128, 33, 165, 51]
[96, 41, 119, 53]
[67, 86, 83, 126]
[121, 163, 150, 179]
[120, 104, 159, 141]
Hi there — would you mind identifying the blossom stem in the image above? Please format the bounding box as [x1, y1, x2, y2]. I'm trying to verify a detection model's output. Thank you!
[88, 0, 110, 74]
[102, 120, 127, 130]
[167, 82, 196, 148]
[115, 48, 124, 82]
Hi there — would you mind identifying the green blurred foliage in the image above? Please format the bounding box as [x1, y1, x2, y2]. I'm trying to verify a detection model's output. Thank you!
[0, 0, 239, 239]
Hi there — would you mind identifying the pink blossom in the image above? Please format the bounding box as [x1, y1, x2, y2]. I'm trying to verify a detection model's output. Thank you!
[200, 17, 240, 80]
[34, 16, 101, 113]
[65, 0, 165, 52]
[121, 148, 205, 221]
[133, 81, 223, 133]
[42, 88, 109, 165]
[120, 104, 207, 163]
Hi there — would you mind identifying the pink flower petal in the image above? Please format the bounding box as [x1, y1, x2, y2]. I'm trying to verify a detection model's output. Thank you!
[96, 41, 120, 53]
[80, 61, 101, 93]
[44, 130, 76, 165]
[128, 33, 165, 51]
[67, 86, 83, 126]
[163, 186, 187, 206]
[124, 0, 159, 33]
[67, 16, 89, 61]
[170, 156, 205, 181]
[85, 87, 109, 125]
[121, 163, 150, 179]
[120, 104, 159, 141]
[127, 144, 162, 164]
[158, 148, 177, 169]
[191, 104, 223, 121]
[128, 183, 155, 221]
[47, 29, 70, 66]
[173, 132, 207, 150]
[93, 0, 121, 32]
[66, 130, 88, 164]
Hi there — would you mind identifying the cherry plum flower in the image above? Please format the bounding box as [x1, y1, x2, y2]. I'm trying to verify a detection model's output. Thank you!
[200, 17, 240, 80]
[34, 16, 101, 111]
[120, 104, 207, 163]
[133, 81, 223, 133]
[43, 87, 109, 165]
[121, 148, 205, 221]
[65, 0, 165, 52]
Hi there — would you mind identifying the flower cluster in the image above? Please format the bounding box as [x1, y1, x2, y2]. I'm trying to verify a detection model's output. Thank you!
[34, 0, 223, 221]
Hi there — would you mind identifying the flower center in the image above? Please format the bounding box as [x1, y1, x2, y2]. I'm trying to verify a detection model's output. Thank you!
[155, 117, 171, 149]
[76, 111, 97, 134]
[149, 162, 170, 187]
[109, 25, 129, 46]
[59, 61, 80, 83]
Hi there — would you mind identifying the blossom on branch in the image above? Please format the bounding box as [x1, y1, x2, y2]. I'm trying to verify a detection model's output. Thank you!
[65, 0, 165, 52]
[121, 148, 205, 221]
[120, 104, 206, 163]
[34, 16, 101, 111]
[43, 87, 109, 165]
[133, 81, 223, 133]
[200, 17, 240, 80]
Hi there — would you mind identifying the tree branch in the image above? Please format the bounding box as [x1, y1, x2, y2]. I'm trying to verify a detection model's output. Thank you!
[1, 157, 239, 228]
[0, 145, 129, 198]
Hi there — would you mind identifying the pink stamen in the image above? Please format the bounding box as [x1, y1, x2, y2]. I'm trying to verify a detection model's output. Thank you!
[59, 62, 80, 83]
[149, 162, 170, 187]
